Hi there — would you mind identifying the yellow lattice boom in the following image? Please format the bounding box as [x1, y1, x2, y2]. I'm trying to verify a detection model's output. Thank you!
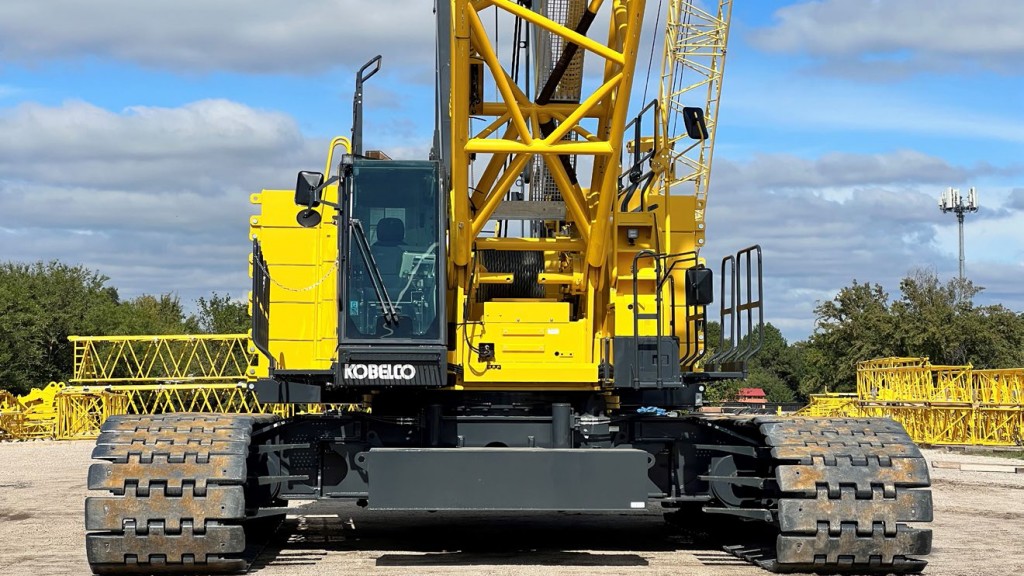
[803, 357, 1024, 446]
[0, 333, 362, 441]
[57, 388, 129, 440]
[796, 393, 866, 418]
[974, 369, 1024, 404]
[59, 383, 356, 438]
[858, 357, 974, 403]
[660, 0, 732, 213]
[2, 380, 359, 441]
[70, 334, 257, 384]
[0, 389, 25, 440]
[71, 382, 274, 415]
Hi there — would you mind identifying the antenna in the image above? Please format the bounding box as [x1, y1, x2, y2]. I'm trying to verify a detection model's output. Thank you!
[938, 186, 978, 281]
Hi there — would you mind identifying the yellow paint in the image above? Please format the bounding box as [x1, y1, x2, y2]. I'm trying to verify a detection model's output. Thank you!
[249, 184, 338, 372]
[457, 301, 596, 387]
[69, 335, 254, 383]
[796, 358, 1024, 446]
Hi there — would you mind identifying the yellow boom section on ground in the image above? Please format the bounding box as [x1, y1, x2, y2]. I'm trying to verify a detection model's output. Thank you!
[800, 357, 1024, 446]
[70, 334, 256, 383]
[0, 332, 356, 441]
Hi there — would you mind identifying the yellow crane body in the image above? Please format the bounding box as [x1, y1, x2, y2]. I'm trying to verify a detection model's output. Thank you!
[81, 2, 934, 575]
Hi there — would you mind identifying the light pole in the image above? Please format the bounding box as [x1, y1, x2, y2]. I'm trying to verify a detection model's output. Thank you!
[938, 187, 978, 281]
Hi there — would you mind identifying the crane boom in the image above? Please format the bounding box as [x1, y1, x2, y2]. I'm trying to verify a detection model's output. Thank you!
[659, 0, 733, 242]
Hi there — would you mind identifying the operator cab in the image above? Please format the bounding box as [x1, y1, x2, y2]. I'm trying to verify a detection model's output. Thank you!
[292, 157, 447, 388]
[283, 55, 448, 388]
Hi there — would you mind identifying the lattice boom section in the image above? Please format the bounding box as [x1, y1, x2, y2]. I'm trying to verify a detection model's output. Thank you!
[0, 390, 24, 440]
[795, 393, 866, 418]
[974, 369, 1024, 405]
[110, 383, 268, 415]
[70, 334, 257, 384]
[803, 358, 1024, 446]
[1, 334, 359, 441]
[0, 382, 65, 439]
[57, 389, 129, 440]
[73, 384, 358, 421]
[857, 358, 973, 403]
[2, 382, 360, 441]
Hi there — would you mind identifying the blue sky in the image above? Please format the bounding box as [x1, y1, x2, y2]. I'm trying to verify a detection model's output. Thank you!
[1, 0, 1021, 343]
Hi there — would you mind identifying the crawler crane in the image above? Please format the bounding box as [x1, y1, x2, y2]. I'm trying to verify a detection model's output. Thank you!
[84, 1, 932, 573]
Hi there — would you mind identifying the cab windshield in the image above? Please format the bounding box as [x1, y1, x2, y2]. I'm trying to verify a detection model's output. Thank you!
[344, 160, 441, 341]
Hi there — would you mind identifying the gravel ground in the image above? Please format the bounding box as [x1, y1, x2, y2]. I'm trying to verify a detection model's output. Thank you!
[1, 441, 1022, 575]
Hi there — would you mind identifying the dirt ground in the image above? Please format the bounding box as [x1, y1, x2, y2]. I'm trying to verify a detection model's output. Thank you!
[1, 441, 1022, 576]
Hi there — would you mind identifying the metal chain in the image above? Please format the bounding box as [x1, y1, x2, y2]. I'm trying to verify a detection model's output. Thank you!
[256, 257, 338, 293]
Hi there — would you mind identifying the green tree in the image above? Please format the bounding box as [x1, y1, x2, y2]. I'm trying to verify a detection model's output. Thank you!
[891, 269, 978, 365]
[0, 262, 122, 394]
[0, 261, 258, 395]
[800, 269, 1024, 396]
[746, 367, 797, 403]
[188, 292, 250, 334]
[959, 304, 1024, 369]
[116, 293, 190, 335]
[749, 323, 801, 397]
[703, 378, 743, 403]
[802, 281, 895, 395]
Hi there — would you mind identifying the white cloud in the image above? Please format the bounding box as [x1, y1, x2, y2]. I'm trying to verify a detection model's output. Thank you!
[0, 99, 327, 305]
[749, 0, 1024, 77]
[714, 150, 966, 190]
[0, 100, 313, 191]
[0, 1, 437, 75]
[1, 226, 251, 306]
[703, 150, 1024, 341]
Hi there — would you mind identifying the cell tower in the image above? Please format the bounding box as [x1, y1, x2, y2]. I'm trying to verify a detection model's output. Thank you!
[938, 186, 978, 280]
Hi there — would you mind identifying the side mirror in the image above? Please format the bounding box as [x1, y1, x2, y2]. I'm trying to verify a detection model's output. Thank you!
[685, 266, 713, 306]
[295, 171, 324, 207]
[682, 106, 708, 140]
[296, 208, 322, 228]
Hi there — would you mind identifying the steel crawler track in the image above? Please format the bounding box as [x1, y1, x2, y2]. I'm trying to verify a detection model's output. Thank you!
[84, 414, 931, 575]
[727, 417, 933, 574]
[85, 414, 279, 575]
